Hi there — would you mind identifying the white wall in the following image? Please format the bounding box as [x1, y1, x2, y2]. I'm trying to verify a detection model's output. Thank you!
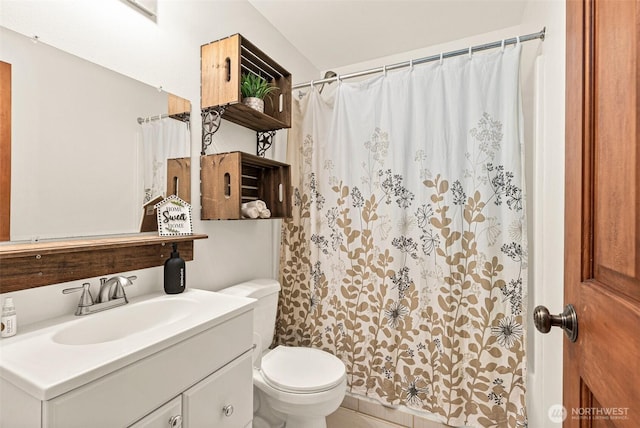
[326, 1, 566, 425]
[520, 1, 566, 426]
[0, 0, 318, 325]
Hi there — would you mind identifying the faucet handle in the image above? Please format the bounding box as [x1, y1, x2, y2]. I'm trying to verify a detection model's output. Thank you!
[62, 283, 94, 307]
[111, 275, 137, 300]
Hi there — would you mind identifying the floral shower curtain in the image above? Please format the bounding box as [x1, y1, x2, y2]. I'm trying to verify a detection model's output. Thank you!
[277, 45, 527, 427]
[141, 117, 190, 204]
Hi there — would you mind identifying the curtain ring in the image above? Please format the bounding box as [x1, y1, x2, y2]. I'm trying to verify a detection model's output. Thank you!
[157, 114, 162, 121]
[516, 36, 521, 45]
[310, 80, 314, 90]
[468, 46, 473, 59]
[409, 59, 414, 70]
[439, 52, 444, 65]
[383, 65, 387, 76]
[501, 39, 505, 52]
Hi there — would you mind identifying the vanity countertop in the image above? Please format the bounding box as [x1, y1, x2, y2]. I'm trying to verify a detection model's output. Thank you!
[0, 289, 255, 401]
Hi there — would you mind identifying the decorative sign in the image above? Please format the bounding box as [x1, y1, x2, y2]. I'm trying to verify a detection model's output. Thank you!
[154, 195, 193, 236]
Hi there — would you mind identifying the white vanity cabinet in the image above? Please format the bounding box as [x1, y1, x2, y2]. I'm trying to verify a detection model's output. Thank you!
[0, 296, 254, 428]
[129, 352, 253, 428]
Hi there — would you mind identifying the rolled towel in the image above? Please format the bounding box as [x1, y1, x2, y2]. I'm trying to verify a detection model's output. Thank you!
[259, 208, 271, 219]
[242, 200, 267, 212]
[241, 205, 260, 219]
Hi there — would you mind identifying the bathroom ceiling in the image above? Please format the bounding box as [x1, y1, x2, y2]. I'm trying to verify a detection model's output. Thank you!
[248, 0, 529, 71]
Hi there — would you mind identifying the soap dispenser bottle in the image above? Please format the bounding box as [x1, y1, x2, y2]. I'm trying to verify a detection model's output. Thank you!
[164, 243, 185, 294]
[1, 298, 17, 338]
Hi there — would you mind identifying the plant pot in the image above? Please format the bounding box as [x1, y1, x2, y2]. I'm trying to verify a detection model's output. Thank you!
[242, 97, 264, 113]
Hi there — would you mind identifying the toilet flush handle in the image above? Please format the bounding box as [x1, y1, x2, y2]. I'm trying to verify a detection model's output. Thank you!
[223, 404, 234, 417]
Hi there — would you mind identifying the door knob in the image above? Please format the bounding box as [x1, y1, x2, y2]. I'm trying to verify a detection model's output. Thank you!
[533, 304, 578, 342]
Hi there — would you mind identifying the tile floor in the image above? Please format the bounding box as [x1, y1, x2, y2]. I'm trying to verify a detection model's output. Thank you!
[327, 395, 449, 428]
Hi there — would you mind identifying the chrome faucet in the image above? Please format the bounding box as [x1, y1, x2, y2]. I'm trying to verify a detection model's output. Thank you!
[63, 275, 137, 316]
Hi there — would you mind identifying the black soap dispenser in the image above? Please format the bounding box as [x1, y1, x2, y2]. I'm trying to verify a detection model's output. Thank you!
[164, 243, 185, 294]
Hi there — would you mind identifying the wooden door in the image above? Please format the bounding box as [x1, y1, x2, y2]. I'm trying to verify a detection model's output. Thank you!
[565, 0, 640, 426]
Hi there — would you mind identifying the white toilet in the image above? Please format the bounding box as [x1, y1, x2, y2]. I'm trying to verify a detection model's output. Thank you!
[219, 279, 346, 428]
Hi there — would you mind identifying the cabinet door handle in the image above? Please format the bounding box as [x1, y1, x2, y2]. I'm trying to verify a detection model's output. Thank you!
[168, 415, 182, 427]
[222, 404, 234, 417]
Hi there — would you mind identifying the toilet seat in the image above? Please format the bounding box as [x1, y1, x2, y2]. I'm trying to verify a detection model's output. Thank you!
[260, 346, 346, 394]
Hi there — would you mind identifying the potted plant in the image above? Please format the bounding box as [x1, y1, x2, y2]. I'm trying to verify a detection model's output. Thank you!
[240, 72, 278, 113]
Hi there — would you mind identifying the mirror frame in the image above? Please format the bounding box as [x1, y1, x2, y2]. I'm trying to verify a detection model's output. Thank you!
[0, 61, 10, 242]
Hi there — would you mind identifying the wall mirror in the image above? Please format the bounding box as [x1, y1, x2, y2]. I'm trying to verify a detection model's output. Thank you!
[1, 27, 191, 243]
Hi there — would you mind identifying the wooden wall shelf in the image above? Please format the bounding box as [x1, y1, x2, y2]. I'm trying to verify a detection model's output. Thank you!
[0, 233, 208, 293]
[201, 34, 292, 132]
[201, 151, 291, 220]
[218, 102, 289, 132]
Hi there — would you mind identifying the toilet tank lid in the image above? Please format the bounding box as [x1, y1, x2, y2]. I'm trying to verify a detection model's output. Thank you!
[218, 279, 281, 299]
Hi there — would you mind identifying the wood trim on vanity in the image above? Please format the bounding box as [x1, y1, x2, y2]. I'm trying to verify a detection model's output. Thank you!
[0, 234, 207, 293]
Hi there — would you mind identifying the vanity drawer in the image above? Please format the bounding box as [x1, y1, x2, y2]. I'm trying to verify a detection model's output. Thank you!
[129, 396, 182, 428]
[43, 311, 252, 428]
[182, 352, 252, 427]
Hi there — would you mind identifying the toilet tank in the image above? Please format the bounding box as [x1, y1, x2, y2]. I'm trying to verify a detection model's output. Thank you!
[218, 279, 280, 353]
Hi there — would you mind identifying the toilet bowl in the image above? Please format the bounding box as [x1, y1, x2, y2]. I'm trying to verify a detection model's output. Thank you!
[219, 279, 346, 428]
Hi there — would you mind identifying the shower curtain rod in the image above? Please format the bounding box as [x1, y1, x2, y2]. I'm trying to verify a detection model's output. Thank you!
[292, 27, 546, 90]
[137, 113, 190, 124]
[137, 114, 170, 124]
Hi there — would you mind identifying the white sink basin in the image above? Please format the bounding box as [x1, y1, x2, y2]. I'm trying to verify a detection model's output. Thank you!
[0, 289, 255, 400]
[51, 298, 197, 345]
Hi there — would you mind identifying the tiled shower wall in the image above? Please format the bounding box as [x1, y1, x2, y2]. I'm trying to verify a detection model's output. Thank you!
[328, 395, 449, 428]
